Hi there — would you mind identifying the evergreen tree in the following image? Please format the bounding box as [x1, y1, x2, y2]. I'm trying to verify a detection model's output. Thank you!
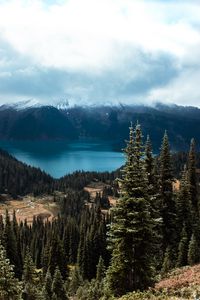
[69, 267, 82, 296]
[22, 249, 40, 300]
[162, 246, 173, 274]
[52, 267, 68, 300]
[176, 225, 188, 267]
[145, 135, 155, 187]
[176, 166, 191, 236]
[3, 210, 21, 278]
[187, 139, 199, 236]
[106, 123, 156, 296]
[42, 269, 52, 300]
[96, 256, 105, 283]
[188, 233, 199, 266]
[0, 242, 22, 300]
[159, 131, 176, 253]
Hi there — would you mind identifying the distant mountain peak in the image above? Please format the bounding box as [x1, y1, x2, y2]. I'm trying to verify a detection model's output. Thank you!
[0, 99, 43, 111]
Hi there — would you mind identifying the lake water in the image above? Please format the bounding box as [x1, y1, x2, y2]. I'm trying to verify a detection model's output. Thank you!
[0, 140, 124, 178]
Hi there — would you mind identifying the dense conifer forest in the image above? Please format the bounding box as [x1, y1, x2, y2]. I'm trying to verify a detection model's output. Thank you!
[0, 123, 200, 299]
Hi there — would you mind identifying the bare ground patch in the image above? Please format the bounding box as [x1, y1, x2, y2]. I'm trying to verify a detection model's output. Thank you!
[0, 195, 59, 224]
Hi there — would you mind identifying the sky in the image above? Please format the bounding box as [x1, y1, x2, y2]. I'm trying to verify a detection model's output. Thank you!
[0, 0, 200, 107]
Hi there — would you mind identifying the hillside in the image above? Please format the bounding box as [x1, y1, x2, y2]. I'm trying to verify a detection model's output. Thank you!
[118, 264, 200, 299]
[1, 103, 200, 150]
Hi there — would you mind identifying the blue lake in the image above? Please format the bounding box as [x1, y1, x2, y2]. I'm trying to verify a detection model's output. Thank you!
[0, 140, 124, 178]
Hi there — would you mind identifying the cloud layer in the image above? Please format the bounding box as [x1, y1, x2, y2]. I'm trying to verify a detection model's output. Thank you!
[0, 0, 200, 106]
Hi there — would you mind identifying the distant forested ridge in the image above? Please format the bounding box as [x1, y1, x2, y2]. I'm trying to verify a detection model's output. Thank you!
[1, 103, 200, 150]
[0, 124, 200, 299]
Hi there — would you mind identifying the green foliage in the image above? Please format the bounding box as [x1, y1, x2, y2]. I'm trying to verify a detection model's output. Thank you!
[176, 225, 188, 267]
[159, 131, 177, 253]
[52, 267, 68, 300]
[0, 242, 22, 300]
[42, 269, 52, 300]
[22, 249, 41, 300]
[188, 233, 199, 266]
[106, 123, 156, 296]
[69, 267, 83, 296]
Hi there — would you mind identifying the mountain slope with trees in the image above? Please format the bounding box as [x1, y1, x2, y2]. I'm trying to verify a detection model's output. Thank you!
[0, 123, 200, 299]
[1, 103, 200, 150]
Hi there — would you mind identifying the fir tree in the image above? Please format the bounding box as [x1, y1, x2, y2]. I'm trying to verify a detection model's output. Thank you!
[0, 242, 22, 300]
[42, 269, 52, 300]
[159, 131, 176, 253]
[106, 123, 156, 296]
[3, 210, 21, 278]
[162, 246, 173, 274]
[22, 249, 40, 300]
[188, 139, 198, 215]
[188, 233, 199, 266]
[52, 267, 68, 300]
[176, 225, 188, 267]
[176, 166, 191, 236]
[69, 267, 82, 296]
[96, 256, 105, 283]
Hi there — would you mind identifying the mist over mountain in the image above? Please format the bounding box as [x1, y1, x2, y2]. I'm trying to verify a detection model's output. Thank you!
[0, 102, 200, 151]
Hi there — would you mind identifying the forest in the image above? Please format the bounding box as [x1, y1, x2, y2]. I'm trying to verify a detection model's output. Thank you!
[0, 123, 200, 300]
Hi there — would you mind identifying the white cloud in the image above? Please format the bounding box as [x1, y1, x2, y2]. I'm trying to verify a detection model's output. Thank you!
[0, 0, 199, 106]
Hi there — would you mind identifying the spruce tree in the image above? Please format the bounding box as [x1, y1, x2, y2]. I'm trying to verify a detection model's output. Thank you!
[96, 256, 105, 283]
[69, 267, 82, 296]
[52, 267, 68, 300]
[3, 210, 21, 278]
[176, 225, 188, 267]
[42, 269, 52, 300]
[22, 249, 40, 300]
[188, 233, 199, 266]
[0, 242, 22, 300]
[162, 246, 173, 274]
[159, 131, 176, 253]
[176, 166, 191, 236]
[106, 123, 156, 296]
[187, 139, 199, 235]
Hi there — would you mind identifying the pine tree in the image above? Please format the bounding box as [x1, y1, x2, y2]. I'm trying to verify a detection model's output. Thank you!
[22, 249, 40, 300]
[145, 135, 155, 187]
[176, 166, 191, 236]
[162, 246, 173, 274]
[106, 123, 156, 296]
[0, 242, 22, 300]
[69, 267, 82, 296]
[42, 269, 52, 300]
[188, 233, 199, 266]
[52, 267, 68, 300]
[176, 225, 188, 267]
[96, 256, 105, 283]
[3, 210, 21, 278]
[187, 139, 199, 235]
[159, 131, 177, 253]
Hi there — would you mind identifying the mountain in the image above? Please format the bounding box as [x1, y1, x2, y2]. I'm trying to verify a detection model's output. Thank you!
[0, 99, 42, 111]
[0, 102, 200, 150]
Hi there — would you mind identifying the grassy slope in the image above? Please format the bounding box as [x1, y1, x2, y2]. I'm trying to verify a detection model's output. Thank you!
[117, 264, 200, 299]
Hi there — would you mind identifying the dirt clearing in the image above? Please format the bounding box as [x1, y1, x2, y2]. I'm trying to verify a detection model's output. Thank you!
[0, 195, 59, 224]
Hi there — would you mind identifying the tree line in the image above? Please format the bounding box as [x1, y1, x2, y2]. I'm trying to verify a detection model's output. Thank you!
[0, 123, 200, 299]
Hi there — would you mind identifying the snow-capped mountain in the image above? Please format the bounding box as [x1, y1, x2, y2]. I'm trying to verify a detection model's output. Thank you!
[0, 99, 43, 111]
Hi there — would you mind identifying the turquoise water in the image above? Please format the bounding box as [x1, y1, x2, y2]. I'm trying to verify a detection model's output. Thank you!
[0, 140, 124, 178]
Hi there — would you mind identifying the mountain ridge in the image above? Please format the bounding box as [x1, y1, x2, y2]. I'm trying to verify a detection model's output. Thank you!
[0, 102, 200, 151]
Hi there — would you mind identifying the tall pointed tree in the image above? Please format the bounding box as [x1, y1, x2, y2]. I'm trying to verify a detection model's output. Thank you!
[52, 267, 68, 300]
[0, 242, 22, 300]
[42, 269, 53, 300]
[106, 123, 156, 296]
[187, 139, 199, 225]
[159, 131, 176, 254]
[176, 166, 191, 237]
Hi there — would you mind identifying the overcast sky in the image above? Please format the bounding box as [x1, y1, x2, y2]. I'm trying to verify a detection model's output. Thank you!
[0, 0, 200, 106]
